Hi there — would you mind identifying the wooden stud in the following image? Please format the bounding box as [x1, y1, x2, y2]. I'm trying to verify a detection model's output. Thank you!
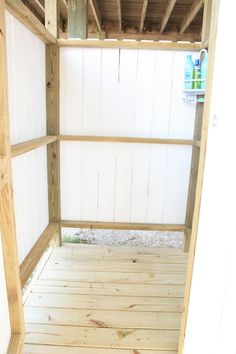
[89, 0, 102, 32]
[20, 223, 59, 288]
[59, 135, 195, 146]
[68, 0, 88, 39]
[61, 220, 185, 232]
[0, 1, 24, 352]
[5, 0, 56, 43]
[45, 0, 59, 38]
[179, 1, 221, 353]
[183, 101, 204, 251]
[116, 0, 122, 32]
[179, 0, 204, 35]
[57, 39, 202, 51]
[46, 45, 61, 247]
[11, 136, 57, 158]
[160, 0, 177, 33]
[201, 0, 212, 43]
[140, 0, 149, 32]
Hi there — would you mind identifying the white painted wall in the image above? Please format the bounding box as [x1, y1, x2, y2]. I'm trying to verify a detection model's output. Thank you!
[60, 48, 196, 223]
[184, 2, 236, 354]
[0, 233, 11, 354]
[5, 11, 48, 263]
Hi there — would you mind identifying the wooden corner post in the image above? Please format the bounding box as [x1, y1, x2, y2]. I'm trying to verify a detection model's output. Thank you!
[46, 1, 61, 247]
[0, 1, 25, 352]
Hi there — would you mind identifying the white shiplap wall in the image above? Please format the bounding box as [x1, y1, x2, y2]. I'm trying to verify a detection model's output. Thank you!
[5, 11, 48, 263]
[60, 48, 196, 224]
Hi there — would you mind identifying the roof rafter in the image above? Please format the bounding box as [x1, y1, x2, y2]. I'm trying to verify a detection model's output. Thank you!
[140, 0, 149, 32]
[179, 0, 204, 35]
[160, 0, 176, 33]
[89, 0, 102, 32]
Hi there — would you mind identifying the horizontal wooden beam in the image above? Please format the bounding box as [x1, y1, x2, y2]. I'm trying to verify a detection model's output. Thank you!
[179, 0, 204, 35]
[5, 0, 56, 44]
[61, 220, 185, 232]
[20, 223, 59, 288]
[11, 136, 57, 158]
[57, 39, 202, 51]
[59, 135, 195, 146]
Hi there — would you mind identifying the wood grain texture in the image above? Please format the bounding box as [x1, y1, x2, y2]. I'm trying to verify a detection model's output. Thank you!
[179, 0, 204, 35]
[5, 0, 56, 43]
[68, 0, 88, 39]
[46, 44, 61, 246]
[20, 223, 59, 288]
[45, 0, 58, 38]
[0, 0, 24, 346]
[11, 136, 57, 158]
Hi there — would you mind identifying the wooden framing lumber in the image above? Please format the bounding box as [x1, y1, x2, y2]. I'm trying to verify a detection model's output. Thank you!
[179, 0, 204, 35]
[5, 0, 56, 44]
[0, 1, 24, 352]
[57, 39, 202, 51]
[68, 0, 88, 39]
[61, 220, 185, 232]
[20, 223, 59, 288]
[11, 136, 57, 158]
[59, 135, 195, 146]
[116, 0, 122, 31]
[160, 0, 177, 33]
[140, 0, 149, 32]
[201, 0, 212, 43]
[46, 44, 61, 247]
[179, 1, 220, 353]
[89, 0, 102, 32]
[45, 0, 59, 38]
[184, 101, 204, 251]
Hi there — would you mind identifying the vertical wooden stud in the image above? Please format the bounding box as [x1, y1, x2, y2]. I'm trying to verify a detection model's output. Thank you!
[0, 1, 25, 352]
[201, 0, 212, 44]
[184, 101, 204, 251]
[179, 1, 220, 353]
[46, 44, 61, 247]
[68, 0, 88, 39]
[45, 0, 59, 38]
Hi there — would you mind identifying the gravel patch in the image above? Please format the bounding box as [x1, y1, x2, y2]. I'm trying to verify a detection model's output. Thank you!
[62, 228, 183, 248]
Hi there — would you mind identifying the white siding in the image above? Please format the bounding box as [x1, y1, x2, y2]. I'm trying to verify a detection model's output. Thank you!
[60, 48, 195, 223]
[5, 11, 48, 263]
[184, 2, 236, 354]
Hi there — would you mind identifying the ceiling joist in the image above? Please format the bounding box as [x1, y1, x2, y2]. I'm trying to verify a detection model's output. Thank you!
[160, 0, 177, 33]
[179, 0, 204, 35]
[89, 0, 102, 32]
[116, 0, 122, 32]
[140, 0, 149, 32]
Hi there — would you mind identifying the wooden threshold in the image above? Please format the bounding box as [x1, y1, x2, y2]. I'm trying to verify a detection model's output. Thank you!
[61, 220, 185, 232]
[59, 135, 195, 146]
[11, 136, 57, 158]
[57, 39, 202, 51]
[20, 223, 59, 288]
[5, 0, 56, 44]
[23, 244, 186, 353]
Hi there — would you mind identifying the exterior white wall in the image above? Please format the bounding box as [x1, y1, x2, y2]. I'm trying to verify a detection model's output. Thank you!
[60, 48, 196, 223]
[184, 2, 236, 354]
[5, 11, 48, 263]
[0, 234, 11, 354]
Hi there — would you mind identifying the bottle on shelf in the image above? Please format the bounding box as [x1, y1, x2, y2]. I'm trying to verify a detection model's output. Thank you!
[200, 49, 208, 89]
[192, 59, 201, 89]
[184, 54, 194, 90]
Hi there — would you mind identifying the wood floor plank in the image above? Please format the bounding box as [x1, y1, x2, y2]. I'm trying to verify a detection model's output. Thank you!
[39, 269, 186, 285]
[46, 259, 187, 273]
[24, 307, 182, 329]
[31, 282, 185, 297]
[50, 251, 188, 264]
[23, 344, 178, 354]
[25, 293, 182, 312]
[25, 324, 179, 350]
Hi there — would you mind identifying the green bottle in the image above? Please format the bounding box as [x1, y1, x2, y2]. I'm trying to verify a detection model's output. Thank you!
[192, 59, 201, 89]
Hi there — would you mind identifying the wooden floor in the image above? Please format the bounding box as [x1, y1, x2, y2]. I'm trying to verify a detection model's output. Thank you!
[23, 243, 188, 354]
